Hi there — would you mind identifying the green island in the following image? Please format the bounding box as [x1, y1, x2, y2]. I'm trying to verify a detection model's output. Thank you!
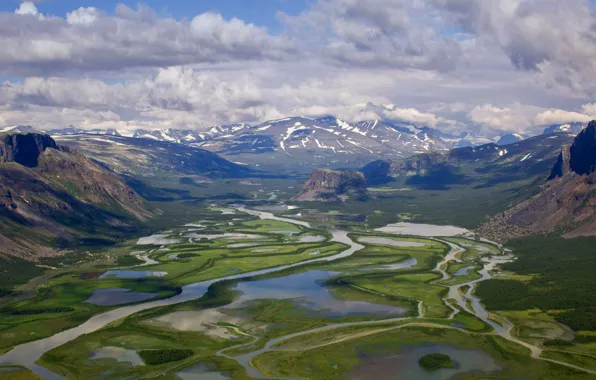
[418, 353, 456, 370]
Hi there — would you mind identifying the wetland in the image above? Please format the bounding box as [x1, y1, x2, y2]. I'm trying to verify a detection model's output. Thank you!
[0, 204, 594, 380]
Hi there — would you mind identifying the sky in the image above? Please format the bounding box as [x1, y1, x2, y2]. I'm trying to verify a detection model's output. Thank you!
[1, 0, 596, 136]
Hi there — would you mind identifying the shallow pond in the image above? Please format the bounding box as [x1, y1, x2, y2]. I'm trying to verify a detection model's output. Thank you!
[99, 270, 167, 279]
[298, 235, 326, 243]
[228, 243, 263, 248]
[229, 270, 407, 317]
[187, 233, 265, 240]
[454, 266, 476, 277]
[376, 223, 469, 237]
[137, 234, 180, 246]
[347, 345, 500, 380]
[84, 289, 157, 306]
[89, 346, 144, 366]
[176, 363, 229, 380]
[361, 258, 417, 271]
[358, 237, 426, 247]
[253, 204, 298, 212]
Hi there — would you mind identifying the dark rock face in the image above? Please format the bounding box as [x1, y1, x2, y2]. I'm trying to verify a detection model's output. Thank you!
[0, 133, 59, 167]
[294, 169, 369, 202]
[548, 145, 571, 180]
[361, 160, 391, 185]
[569, 121, 596, 176]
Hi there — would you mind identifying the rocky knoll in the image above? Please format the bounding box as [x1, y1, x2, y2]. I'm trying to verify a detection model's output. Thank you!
[293, 169, 369, 202]
[478, 121, 596, 241]
[0, 132, 150, 260]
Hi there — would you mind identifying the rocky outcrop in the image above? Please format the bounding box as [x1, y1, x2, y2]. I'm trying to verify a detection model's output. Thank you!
[548, 145, 571, 179]
[569, 123, 596, 175]
[293, 169, 369, 202]
[362, 153, 449, 185]
[0, 132, 150, 260]
[0, 133, 59, 167]
[478, 121, 596, 241]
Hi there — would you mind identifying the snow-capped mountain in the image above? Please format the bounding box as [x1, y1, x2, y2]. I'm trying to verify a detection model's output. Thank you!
[199, 117, 453, 157]
[49, 126, 122, 136]
[543, 122, 586, 135]
[0, 125, 45, 134]
[32, 116, 497, 171]
[496, 133, 524, 146]
[440, 131, 496, 148]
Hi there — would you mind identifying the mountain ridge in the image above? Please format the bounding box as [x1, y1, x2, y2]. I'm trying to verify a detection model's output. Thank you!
[0, 132, 150, 260]
[478, 121, 596, 241]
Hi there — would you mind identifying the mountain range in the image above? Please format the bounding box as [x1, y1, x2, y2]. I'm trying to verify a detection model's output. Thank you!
[2, 119, 586, 173]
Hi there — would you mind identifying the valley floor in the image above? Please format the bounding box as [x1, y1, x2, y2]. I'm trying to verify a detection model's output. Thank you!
[0, 203, 594, 380]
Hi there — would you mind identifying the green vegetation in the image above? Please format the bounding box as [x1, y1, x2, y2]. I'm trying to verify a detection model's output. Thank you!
[418, 353, 455, 370]
[138, 348, 193, 365]
[0, 366, 44, 380]
[476, 236, 596, 333]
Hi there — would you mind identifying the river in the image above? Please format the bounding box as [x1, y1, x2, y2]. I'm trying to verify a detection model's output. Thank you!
[0, 207, 362, 379]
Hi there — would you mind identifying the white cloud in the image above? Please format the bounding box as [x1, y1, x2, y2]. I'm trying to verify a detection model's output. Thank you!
[468, 103, 595, 133]
[434, 0, 596, 96]
[14, 1, 43, 19]
[66, 7, 99, 25]
[534, 109, 592, 126]
[1, 0, 596, 136]
[0, 4, 295, 76]
[284, 0, 463, 71]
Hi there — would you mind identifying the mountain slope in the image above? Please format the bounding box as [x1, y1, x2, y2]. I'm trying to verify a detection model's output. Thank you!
[361, 133, 575, 189]
[53, 134, 254, 179]
[0, 133, 150, 260]
[478, 121, 596, 241]
[543, 122, 586, 135]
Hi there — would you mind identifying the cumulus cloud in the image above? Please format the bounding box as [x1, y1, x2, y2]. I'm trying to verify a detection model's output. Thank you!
[0, 3, 295, 76]
[66, 7, 98, 25]
[468, 103, 595, 133]
[284, 0, 463, 71]
[14, 1, 43, 18]
[434, 0, 596, 96]
[1, 0, 596, 136]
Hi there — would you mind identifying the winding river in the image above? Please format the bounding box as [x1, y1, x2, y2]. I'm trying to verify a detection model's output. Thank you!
[1, 207, 594, 379]
[0, 207, 362, 379]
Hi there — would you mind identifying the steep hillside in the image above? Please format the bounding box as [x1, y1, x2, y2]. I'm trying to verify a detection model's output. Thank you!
[478, 122, 596, 241]
[0, 133, 150, 260]
[293, 169, 369, 202]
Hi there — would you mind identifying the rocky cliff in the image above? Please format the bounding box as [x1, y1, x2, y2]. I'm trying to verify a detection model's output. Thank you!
[0, 133, 59, 167]
[478, 121, 596, 241]
[0, 132, 150, 260]
[293, 169, 369, 202]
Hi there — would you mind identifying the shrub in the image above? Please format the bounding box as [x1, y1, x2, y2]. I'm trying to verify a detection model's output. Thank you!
[138, 349, 193, 365]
